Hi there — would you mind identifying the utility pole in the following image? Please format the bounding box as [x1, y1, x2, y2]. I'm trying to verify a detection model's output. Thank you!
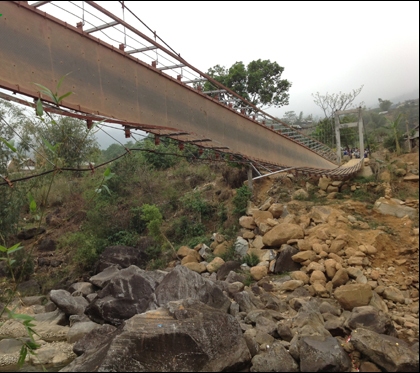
[406, 119, 411, 152]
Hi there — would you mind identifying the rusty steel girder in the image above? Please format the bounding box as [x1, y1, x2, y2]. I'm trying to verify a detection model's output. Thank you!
[0, 1, 337, 170]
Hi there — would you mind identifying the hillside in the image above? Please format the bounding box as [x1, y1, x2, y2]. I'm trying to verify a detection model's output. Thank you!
[0, 149, 418, 371]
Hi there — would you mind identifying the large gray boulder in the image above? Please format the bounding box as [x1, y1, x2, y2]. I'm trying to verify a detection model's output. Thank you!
[351, 328, 419, 372]
[346, 305, 397, 336]
[95, 245, 149, 273]
[295, 335, 352, 372]
[273, 244, 301, 273]
[155, 265, 231, 313]
[49, 290, 88, 316]
[250, 340, 299, 372]
[61, 299, 251, 372]
[85, 266, 158, 325]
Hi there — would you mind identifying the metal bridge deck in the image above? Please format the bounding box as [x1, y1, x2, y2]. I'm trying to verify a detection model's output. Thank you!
[0, 1, 363, 179]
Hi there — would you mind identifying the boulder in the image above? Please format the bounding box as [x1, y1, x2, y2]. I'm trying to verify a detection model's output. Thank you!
[273, 245, 301, 273]
[61, 299, 251, 372]
[155, 265, 231, 313]
[262, 223, 304, 247]
[95, 245, 149, 273]
[85, 266, 159, 325]
[334, 284, 373, 310]
[296, 335, 352, 372]
[351, 328, 419, 372]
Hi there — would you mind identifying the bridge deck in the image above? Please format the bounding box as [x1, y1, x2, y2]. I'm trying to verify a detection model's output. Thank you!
[0, 2, 363, 179]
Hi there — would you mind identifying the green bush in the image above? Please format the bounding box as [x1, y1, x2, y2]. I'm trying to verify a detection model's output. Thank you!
[166, 216, 205, 244]
[217, 204, 228, 226]
[219, 244, 237, 262]
[10, 248, 34, 281]
[243, 253, 260, 267]
[0, 186, 28, 246]
[59, 232, 105, 270]
[180, 192, 214, 219]
[107, 230, 139, 246]
[233, 185, 252, 216]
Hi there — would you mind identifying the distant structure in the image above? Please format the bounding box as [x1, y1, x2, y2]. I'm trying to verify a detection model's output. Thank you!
[406, 125, 419, 152]
[7, 158, 36, 172]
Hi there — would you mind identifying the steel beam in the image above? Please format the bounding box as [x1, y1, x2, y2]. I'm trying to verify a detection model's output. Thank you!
[84, 21, 119, 34]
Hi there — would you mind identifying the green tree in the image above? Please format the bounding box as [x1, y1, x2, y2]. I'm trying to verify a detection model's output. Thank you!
[378, 98, 392, 112]
[386, 113, 404, 155]
[101, 143, 126, 162]
[0, 99, 30, 174]
[33, 116, 100, 168]
[282, 111, 297, 125]
[204, 59, 292, 114]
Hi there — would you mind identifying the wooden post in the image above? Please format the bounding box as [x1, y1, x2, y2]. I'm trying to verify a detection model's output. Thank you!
[406, 119, 412, 152]
[248, 165, 253, 193]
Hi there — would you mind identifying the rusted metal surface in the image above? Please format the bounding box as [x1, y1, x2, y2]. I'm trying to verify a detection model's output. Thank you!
[0, 1, 338, 171]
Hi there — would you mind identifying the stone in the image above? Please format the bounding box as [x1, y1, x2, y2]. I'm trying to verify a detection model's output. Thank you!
[183, 262, 207, 273]
[268, 203, 284, 219]
[383, 286, 405, 303]
[373, 197, 417, 219]
[262, 223, 304, 247]
[206, 257, 225, 273]
[62, 299, 251, 372]
[291, 250, 317, 263]
[298, 335, 352, 372]
[50, 289, 88, 316]
[273, 245, 301, 274]
[334, 283, 373, 310]
[251, 340, 299, 372]
[250, 266, 268, 281]
[347, 306, 396, 336]
[67, 321, 100, 343]
[95, 245, 148, 273]
[351, 328, 419, 372]
[239, 216, 256, 229]
[155, 265, 231, 313]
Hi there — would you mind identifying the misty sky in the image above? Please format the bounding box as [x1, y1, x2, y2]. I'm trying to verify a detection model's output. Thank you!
[21, 1, 420, 147]
[99, 1, 419, 114]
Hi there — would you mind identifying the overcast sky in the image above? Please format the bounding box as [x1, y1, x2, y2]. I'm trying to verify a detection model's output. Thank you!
[108, 1, 419, 114]
[24, 1, 420, 147]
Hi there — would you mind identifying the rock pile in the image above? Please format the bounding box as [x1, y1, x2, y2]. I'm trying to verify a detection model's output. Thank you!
[1, 197, 418, 372]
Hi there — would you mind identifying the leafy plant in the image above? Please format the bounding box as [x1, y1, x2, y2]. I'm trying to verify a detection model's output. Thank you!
[59, 232, 104, 270]
[219, 244, 237, 262]
[0, 242, 24, 282]
[95, 167, 115, 195]
[232, 185, 252, 216]
[243, 253, 260, 267]
[386, 113, 403, 155]
[3, 308, 40, 367]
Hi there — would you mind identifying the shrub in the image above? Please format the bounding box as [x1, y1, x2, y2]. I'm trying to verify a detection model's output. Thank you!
[166, 216, 206, 244]
[233, 185, 252, 216]
[243, 253, 260, 267]
[107, 230, 139, 246]
[219, 244, 237, 262]
[180, 192, 214, 220]
[59, 232, 105, 270]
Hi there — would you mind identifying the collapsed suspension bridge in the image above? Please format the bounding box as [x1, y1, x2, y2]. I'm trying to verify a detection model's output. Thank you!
[0, 1, 364, 180]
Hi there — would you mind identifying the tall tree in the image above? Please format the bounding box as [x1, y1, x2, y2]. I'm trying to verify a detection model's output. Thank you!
[378, 98, 392, 112]
[312, 85, 364, 118]
[0, 99, 30, 174]
[31, 116, 100, 168]
[204, 59, 292, 115]
[386, 113, 403, 155]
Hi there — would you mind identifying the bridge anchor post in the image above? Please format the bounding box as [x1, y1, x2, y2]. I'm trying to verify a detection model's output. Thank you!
[248, 165, 253, 193]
